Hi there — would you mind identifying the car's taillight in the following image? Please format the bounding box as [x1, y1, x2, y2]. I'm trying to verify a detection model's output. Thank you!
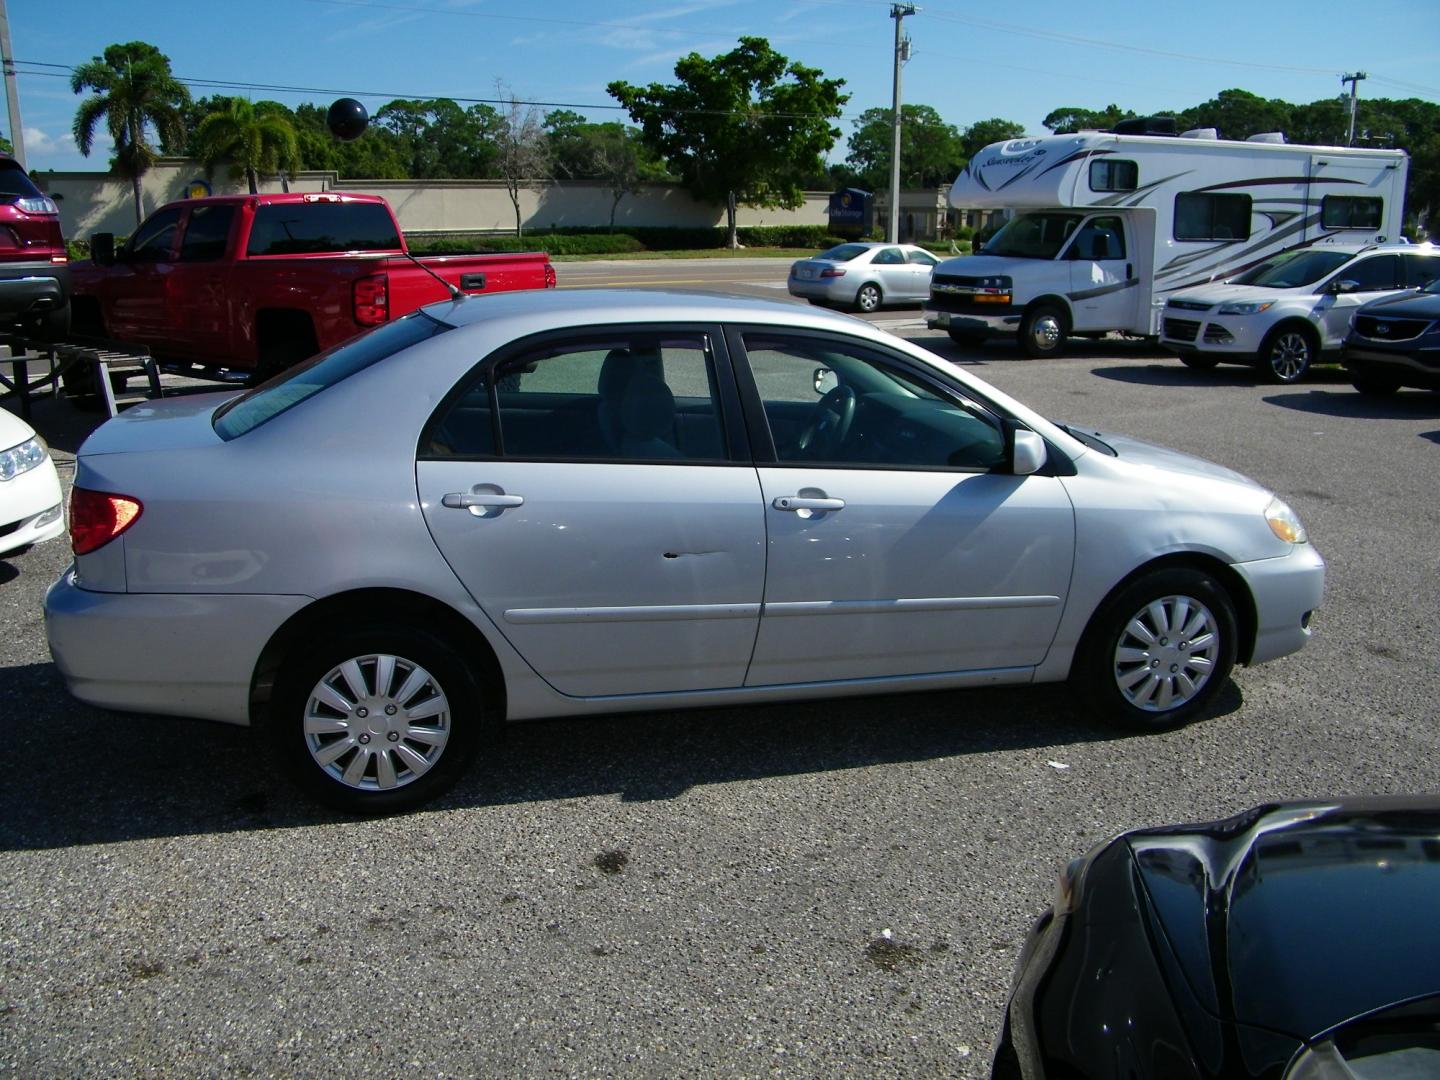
[353, 274, 389, 326]
[820, 268, 846, 278]
[70, 487, 143, 556]
[544, 263, 557, 289]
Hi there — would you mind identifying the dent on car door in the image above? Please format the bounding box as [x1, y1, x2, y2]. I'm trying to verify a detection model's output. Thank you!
[730, 328, 1076, 686]
[415, 326, 765, 697]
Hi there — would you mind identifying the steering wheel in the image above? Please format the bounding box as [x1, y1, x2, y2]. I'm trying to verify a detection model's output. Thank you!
[795, 385, 857, 457]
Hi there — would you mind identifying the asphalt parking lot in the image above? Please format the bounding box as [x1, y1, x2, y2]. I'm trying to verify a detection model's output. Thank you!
[3, 316, 1439, 1078]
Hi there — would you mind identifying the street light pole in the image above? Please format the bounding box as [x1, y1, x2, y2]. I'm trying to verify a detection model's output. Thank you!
[887, 3, 916, 243]
[0, 0, 26, 169]
[1341, 71, 1367, 147]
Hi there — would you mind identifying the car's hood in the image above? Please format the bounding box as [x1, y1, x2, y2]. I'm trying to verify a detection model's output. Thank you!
[1127, 797, 1440, 1040]
[1357, 288, 1440, 318]
[1062, 425, 1258, 487]
[77, 391, 238, 456]
[0, 404, 39, 449]
[1166, 281, 1305, 307]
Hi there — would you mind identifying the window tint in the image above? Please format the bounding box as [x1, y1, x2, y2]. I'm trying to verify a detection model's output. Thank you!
[1321, 195, 1383, 230]
[819, 244, 870, 262]
[127, 207, 183, 261]
[1232, 249, 1352, 288]
[214, 312, 451, 440]
[1089, 159, 1137, 192]
[1338, 255, 1401, 291]
[246, 202, 402, 256]
[1404, 254, 1440, 289]
[1065, 216, 1127, 260]
[178, 204, 236, 262]
[742, 333, 1007, 470]
[0, 160, 42, 198]
[873, 247, 905, 265]
[426, 333, 727, 462]
[1174, 193, 1252, 241]
[907, 249, 939, 266]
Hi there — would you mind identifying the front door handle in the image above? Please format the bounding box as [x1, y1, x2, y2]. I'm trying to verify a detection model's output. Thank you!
[773, 495, 845, 512]
[442, 486, 524, 517]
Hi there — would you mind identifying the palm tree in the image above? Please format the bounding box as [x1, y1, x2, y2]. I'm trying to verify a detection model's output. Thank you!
[193, 98, 301, 194]
[71, 42, 189, 226]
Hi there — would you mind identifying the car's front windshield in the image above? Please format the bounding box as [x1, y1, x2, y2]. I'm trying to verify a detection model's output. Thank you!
[818, 244, 870, 262]
[1424, 277, 1440, 295]
[1231, 249, 1353, 288]
[982, 213, 1085, 260]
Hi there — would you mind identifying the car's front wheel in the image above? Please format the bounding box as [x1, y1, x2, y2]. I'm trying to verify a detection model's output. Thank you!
[1075, 568, 1238, 731]
[1259, 325, 1317, 384]
[270, 625, 485, 813]
[1019, 304, 1068, 359]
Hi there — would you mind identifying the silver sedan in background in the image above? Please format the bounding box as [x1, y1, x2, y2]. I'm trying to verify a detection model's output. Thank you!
[788, 241, 941, 312]
[46, 290, 1323, 813]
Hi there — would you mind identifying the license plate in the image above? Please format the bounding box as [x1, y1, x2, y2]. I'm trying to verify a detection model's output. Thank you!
[798, 266, 816, 280]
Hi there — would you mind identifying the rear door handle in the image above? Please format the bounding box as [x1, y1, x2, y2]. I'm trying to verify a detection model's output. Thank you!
[442, 487, 524, 517]
[773, 495, 845, 512]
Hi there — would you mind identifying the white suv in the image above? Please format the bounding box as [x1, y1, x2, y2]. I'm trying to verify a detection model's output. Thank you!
[1161, 242, 1440, 383]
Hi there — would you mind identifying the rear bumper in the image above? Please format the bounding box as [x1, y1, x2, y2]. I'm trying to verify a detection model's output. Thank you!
[0, 261, 69, 318]
[44, 569, 311, 725]
[1232, 542, 1325, 665]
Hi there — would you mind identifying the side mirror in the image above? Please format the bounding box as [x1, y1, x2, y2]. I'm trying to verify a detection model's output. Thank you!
[90, 232, 116, 266]
[1011, 429, 1047, 476]
[1331, 278, 1359, 294]
[813, 367, 838, 395]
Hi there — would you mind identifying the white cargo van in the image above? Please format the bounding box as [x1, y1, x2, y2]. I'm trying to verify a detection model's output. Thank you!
[926, 122, 1409, 357]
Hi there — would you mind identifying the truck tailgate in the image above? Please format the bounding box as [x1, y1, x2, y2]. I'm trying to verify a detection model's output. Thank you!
[382, 252, 553, 312]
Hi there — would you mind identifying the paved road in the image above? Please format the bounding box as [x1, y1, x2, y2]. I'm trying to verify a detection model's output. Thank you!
[2, 299, 1438, 1078]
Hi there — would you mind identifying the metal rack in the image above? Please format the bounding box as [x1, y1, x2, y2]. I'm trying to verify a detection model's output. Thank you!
[0, 335, 164, 418]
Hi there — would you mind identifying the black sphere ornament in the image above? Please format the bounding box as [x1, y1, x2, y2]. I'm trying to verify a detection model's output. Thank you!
[327, 98, 369, 141]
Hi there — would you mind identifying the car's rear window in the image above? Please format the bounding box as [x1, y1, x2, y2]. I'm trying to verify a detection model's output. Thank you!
[0, 159, 42, 199]
[819, 244, 870, 262]
[245, 201, 402, 256]
[212, 312, 451, 439]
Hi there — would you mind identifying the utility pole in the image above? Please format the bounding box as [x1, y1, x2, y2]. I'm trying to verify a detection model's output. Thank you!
[0, 0, 25, 168]
[887, 3, 916, 243]
[1341, 71, 1367, 147]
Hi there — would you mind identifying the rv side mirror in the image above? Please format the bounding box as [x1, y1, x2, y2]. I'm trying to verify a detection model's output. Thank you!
[90, 233, 116, 266]
[1011, 429, 1047, 476]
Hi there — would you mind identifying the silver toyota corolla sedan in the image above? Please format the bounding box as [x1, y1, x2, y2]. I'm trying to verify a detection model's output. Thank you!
[45, 290, 1324, 812]
[788, 242, 941, 311]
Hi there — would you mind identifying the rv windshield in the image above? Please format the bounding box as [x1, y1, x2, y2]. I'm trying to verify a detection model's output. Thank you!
[1231, 249, 1353, 288]
[982, 213, 1085, 259]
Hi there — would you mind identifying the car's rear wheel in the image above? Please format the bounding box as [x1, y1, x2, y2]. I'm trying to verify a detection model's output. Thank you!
[854, 283, 882, 313]
[270, 624, 485, 813]
[1179, 354, 1220, 371]
[1020, 304, 1068, 359]
[1075, 568, 1238, 731]
[1351, 372, 1400, 396]
[1259, 325, 1317, 384]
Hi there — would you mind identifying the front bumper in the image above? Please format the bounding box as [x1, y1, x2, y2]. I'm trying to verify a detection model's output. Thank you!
[1232, 541, 1325, 665]
[1160, 311, 1270, 358]
[924, 305, 1023, 333]
[44, 569, 312, 725]
[0, 455, 63, 557]
[1342, 343, 1440, 388]
[0, 261, 69, 319]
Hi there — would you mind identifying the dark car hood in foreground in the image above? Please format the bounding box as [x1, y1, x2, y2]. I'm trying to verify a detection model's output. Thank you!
[1127, 796, 1440, 1041]
[1356, 288, 1440, 319]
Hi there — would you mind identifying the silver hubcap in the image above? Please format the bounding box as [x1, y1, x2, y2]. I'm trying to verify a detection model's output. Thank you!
[1113, 595, 1220, 712]
[1031, 315, 1062, 349]
[304, 653, 450, 791]
[859, 287, 880, 311]
[1269, 333, 1310, 380]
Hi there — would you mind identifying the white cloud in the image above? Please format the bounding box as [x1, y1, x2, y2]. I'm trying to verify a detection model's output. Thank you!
[22, 127, 74, 154]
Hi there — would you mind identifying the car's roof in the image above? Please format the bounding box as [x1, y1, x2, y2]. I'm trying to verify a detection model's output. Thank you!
[430, 287, 878, 333]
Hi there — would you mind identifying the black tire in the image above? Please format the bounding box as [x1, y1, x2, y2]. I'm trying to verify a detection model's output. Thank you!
[1019, 304, 1068, 359]
[1074, 567, 1238, 732]
[269, 624, 487, 813]
[1179, 353, 1220, 371]
[1258, 324, 1317, 384]
[947, 327, 988, 347]
[28, 304, 70, 342]
[1351, 372, 1400, 396]
[854, 283, 882, 314]
[806, 298, 829, 307]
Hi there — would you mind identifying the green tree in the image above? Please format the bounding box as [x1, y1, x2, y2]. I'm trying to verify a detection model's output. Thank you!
[70, 40, 190, 224]
[374, 98, 503, 179]
[192, 97, 300, 194]
[495, 83, 550, 237]
[960, 118, 1028, 160]
[609, 36, 848, 248]
[1042, 104, 1136, 134]
[845, 104, 963, 190]
[289, 102, 408, 179]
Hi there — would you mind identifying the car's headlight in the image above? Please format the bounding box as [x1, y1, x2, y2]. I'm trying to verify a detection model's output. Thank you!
[0, 436, 48, 482]
[1265, 496, 1308, 544]
[1217, 300, 1275, 315]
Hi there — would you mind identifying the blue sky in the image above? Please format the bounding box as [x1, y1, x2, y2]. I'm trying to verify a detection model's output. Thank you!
[7, 0, 1439, 174]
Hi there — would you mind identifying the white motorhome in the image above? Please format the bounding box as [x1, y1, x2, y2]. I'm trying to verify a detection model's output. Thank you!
[926, 123, 1409, 357]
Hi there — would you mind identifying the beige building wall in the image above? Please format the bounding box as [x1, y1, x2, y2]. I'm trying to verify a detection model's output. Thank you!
[34, 158, 839, 240]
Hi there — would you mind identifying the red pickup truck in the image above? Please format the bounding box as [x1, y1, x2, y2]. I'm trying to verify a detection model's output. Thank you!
[70, 192, 555, 377]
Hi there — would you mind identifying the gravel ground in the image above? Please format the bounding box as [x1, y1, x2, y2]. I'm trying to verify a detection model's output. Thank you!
[1, 335, 1437, 1079]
